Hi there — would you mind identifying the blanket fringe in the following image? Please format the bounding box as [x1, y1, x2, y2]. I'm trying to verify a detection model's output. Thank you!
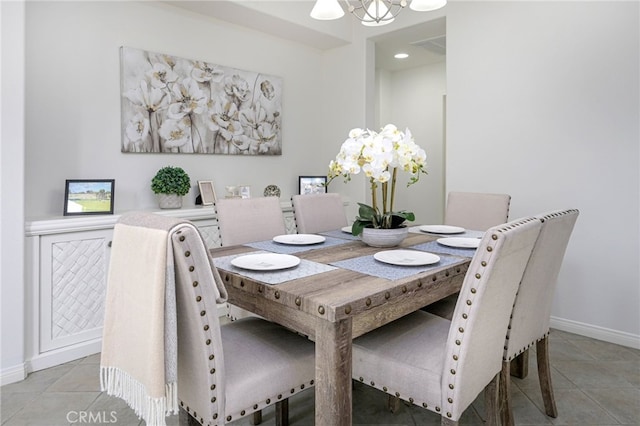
[100, 366, 178, 426]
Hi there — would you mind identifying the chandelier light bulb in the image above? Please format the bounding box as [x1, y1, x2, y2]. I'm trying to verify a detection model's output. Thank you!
[310, 0, 345, 20]
[409, 0, 447, 12]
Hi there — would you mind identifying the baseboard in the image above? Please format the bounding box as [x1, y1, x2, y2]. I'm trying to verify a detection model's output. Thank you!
[0, 362, 27, 386]
[550, 316, 640, 349]
[27, 340, 102, 373]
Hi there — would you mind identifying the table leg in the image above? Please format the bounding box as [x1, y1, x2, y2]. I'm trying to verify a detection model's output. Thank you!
[315, 317, 353, 426]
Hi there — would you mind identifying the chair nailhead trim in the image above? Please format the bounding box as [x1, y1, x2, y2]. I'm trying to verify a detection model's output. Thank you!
[422, 403, 428, 408]
[450, 369, 456, 374]
[409, 397, 414, 403]
[226, 416, 232, 421]
[189, 266, 195, 272]
[241, 410, 245, 416]
[436, 406, 441, 412]
[179, 235, 185, 241]
[395, 392, 400, 397]
[193, 281, 199, 287]
[449, 384, 454, 389]
[253, 404, 258, 409]
[448, 397, 453, 403]
[266, 399, 271, 404]
[447, 412, 452, 417]
[383, 386, 387, 391]
[318, 306, 325, 314]
[196, 296, 202, 302]
[213, 414, 218, 419]
[185, 251, 191, 257]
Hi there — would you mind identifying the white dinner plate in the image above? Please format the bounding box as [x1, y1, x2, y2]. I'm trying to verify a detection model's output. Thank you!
[341, 226, 353, 234]
[437, 237, 481, 249]
[420, 225, 465, 234]
[373, 249, 441, 266]
[231, 253, 301, 271]
[273, 234, 326, 245]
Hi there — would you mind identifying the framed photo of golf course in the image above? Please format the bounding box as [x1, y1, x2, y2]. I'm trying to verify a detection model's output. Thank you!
[63, 179, 115, 216]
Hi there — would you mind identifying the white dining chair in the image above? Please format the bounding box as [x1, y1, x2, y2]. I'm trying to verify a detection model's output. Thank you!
[422, 191, 512, 321]
[444, 191, 511, 231]
[352, 216, 542, 426]
[102, 212, 315, 426]
[214, 197, 287, 321]
[500, 209, 579, 425]
[215, 196, 286, 246]
[291, 193, 348, 234]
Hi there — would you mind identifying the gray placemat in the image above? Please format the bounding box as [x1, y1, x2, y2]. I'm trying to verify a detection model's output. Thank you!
[246, 235, 351, 254]
[329, 252, 461, 280]
[410, 240, 477, 258]
[319, 229, 361, 241]
[213, 251, 337, 285]
[409, 225, 485, 239]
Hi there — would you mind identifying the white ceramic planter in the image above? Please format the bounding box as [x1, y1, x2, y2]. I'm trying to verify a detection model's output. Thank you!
[157, 193, 183, 209]
[361, 227, 409, 248]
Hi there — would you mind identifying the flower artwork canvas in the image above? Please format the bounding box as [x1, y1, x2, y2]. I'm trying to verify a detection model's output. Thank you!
[120, 46, 283, 155]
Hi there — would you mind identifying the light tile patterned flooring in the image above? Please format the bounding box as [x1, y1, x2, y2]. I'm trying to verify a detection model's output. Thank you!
[2, 329, 639, 425]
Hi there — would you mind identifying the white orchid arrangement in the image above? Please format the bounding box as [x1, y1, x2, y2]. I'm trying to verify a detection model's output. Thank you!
[328, 124, 427, 234]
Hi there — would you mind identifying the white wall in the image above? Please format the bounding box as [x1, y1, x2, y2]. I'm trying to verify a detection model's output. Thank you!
[24, 1, 330, 218]
[1, 0, 27, 385]
[447, 1, 639, 343]
[379, 62, 447, 225]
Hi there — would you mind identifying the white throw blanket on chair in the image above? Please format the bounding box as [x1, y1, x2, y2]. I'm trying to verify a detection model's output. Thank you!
[100, 212, 225, 426]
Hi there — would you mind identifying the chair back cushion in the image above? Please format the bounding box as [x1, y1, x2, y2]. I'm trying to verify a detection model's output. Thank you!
[444, 191, 511, 231]
[443, 217, 541, 420]
[215, 197, 286, 245]
[505, 209, 579, 359]
[172, 224, 228, 423]
[292, 193, 348, 234]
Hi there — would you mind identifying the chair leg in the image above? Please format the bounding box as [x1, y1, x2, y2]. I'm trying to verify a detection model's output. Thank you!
[500, 360, 515, 426]
[510, 349, 529, 379]
[536, 336, 558, 418]
[275, 399, 289, 426]
[388, 395, 401, 413]
[250, 410, 262, 425]
[484, 373, 500, 426]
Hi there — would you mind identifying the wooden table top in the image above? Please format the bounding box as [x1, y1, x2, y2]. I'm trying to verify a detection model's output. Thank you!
[211, 231, 471, 339]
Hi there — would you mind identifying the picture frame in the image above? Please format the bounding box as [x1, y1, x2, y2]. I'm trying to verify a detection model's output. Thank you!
[64, 179, 115, 216]
[198, 180, 217, 205]
[298, 176, 327, 195]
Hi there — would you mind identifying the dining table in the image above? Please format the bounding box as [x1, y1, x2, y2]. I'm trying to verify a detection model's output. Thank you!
[209, 227, 478, 425]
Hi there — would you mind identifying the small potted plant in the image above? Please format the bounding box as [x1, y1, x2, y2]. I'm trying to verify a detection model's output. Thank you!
[151, 166, 191, 209]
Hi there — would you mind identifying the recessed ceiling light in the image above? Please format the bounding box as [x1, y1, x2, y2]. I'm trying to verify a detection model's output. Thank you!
[394, 53, 409, 59]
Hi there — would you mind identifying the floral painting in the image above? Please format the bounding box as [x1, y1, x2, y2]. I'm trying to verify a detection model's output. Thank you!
[120, 46, 282, 155]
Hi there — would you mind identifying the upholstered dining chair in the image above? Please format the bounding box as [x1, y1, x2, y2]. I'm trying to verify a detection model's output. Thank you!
[423, 191, 512, 320]
[291, 193, 348, 234]
[444, 191, 511, 231]
[215, 196, 286, 246]
[102, 212, 315, 426]
[352, 217, 542, 426]
[215, 196, 287, 322]
[500, 209, 579, 426]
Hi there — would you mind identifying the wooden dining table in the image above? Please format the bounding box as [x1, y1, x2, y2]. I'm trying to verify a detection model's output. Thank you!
[210, 229, 473, 425]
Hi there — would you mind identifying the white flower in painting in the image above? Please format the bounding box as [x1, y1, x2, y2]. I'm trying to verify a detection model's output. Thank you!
[239, 103, 268, 132]
[191, 62, 224, 84]
[123, 80, 169, 112]
[167, 78, 208, 119]
[159, 117, 191, 148]
[205, 99, 240, 133]
[125, 112, 150, 142]
[224, 74, 250, 104]
[146, 63, 179, 89]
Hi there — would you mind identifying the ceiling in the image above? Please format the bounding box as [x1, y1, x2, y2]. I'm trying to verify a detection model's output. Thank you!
[372, 16, 446, 72]
[164, 1, 445, 72]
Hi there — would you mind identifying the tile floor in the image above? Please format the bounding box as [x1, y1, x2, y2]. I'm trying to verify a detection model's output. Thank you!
[2, 329, 639, 425]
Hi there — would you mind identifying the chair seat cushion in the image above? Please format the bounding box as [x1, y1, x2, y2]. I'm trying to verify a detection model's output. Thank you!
[353, 311, 451, 409]
[221, 317, 315, 417]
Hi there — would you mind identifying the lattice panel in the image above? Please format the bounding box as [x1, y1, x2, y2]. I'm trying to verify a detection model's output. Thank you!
[199, 225, 222, 248]
[51, 238, 107, 339]
[284, 214, 298, 234]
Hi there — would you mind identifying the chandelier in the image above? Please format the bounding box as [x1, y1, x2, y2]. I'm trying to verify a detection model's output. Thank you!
[310, 0, 446, 27]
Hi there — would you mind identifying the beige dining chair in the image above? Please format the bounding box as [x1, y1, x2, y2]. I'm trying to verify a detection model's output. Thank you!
[423, 191, 512, 320]
[352, 216, 542, 426]
[500, 209, 579, 425]
[215, 196, 286, 246]
[291, 193, 348, 234]
[444, 191, 511, 231]
[215, 196, 287, 322]
[103, 212, 315, 426]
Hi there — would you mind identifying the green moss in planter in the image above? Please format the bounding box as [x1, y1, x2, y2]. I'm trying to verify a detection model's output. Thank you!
[151, 166, 191, 196]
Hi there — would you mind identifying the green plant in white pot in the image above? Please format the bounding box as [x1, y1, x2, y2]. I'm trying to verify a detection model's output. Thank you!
[151, 166, 191, 209]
